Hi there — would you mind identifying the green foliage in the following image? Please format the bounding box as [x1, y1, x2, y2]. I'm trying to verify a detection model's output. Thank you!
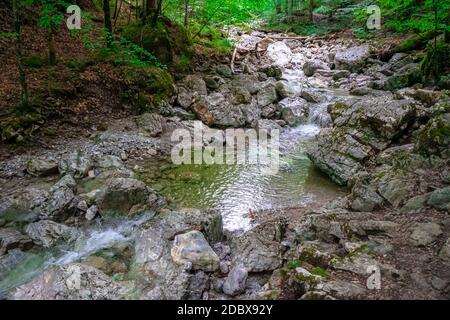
[286, 259, 303, 269]
[109, 36, 165, 68]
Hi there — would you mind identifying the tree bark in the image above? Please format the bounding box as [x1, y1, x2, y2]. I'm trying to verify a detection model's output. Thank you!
[12, 0, 29, 107]
[184, 0, 189, 26]
[103, 0, 113, 46]
[48, 29, 56, 65]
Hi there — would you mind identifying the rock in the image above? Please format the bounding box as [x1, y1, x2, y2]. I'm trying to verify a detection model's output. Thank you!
[278, 97, 309, 126]
[31, 175, 78, 221]
[439, 237, 450, 262]
[0, 249, 29, 279]
[25, 220, 76, 248]
[300, 89, 325, 103]
[256, 119, 282, 135]
[230, 86, 252, 105]
[191, 98, 215, 126]
[266, 41, 292, 67]
[204, 75, 225, 90]
[206, 93, 246, 128]
[135, 113, 164, 137]
[334, 45, 370, 72]
[85, 205, 98, 220]
[231, 219, 284, 272]
[0, 228, 33, 255]
[315, 280, 367, 299]
[303, 59, 329, 77]
[133, 209, 222, 299]
[332, 254, 380, 275]
[383, 63, 421, 91]
[257, 82, 278, 107]
[231, 74, 261, 95]
[409, 222, 442, 246]
[401, 194, 429, 213]
[12, 263, 128, 300]
[97, 178, 160, 216]
[58, 151, 92, 179]
[222, 265, 248, 296]
[170, 230, 220, 272]
[427, 187, 450, 211]
[177, 75, 208, 109]
[258, 65, 282, 80]
[26, 158, 58, 177]
[77, 200, 88, 212]
[215, 64, 232, 78]
[275, 80, 302, 98]
[308, 97, 418, 185]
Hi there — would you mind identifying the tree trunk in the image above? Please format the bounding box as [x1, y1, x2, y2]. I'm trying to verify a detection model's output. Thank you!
[151, 0, 162, 26]
[48, 29, 56, 65]
[308, 0, 315, 23]
[12, 0, 29, 107]
[184, 0, 189, 26]
[275, 0, 281, 14]
[103, 0, 113, 46]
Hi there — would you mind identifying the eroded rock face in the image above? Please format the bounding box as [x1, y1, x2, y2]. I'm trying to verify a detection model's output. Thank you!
[307, 96, 418, 185]
[231, 219, 285, 272]
[171, 230, 220, 272]
[11, 264, 128, 300]
[32, 175, 78, 221]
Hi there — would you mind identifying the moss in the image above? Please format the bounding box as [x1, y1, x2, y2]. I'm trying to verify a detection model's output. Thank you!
[420, 40, 450, 82]
[286, 259, 302, 270]
[311, 267, 330, 279]
[395, 30, 438, 53]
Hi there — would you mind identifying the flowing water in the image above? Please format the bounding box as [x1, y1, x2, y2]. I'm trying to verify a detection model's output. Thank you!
[137, 123, 344, 233]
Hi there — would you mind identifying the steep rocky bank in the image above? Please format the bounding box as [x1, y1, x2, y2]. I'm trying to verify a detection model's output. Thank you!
[1, 29, 449, 300]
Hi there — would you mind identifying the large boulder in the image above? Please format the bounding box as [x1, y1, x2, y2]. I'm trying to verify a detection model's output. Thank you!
[222, 265, 248, 296]
[31, 175, 78, 221]
[266, 41, 292, 67]
[203, 93, 246, 128]
[26, 158, 58, 177]
[11, 263, 128, 300]
[409, 222, 442, 247]
[334, 45, 370, 73]
[278, 98, 309, 126]
[170, 230, 220, 272]
[230, 219, 285, 272]
[257, 82, 279, 107]
[427, 187, 450, 211]
[25, 220, 76, 248]
[133, 209, 222, 299]
[96, 178, 160, 216]
[308, 97, 418, 185]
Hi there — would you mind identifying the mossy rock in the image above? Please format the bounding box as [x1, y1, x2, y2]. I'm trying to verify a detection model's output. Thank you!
[415, 105, 450, 156]
[421, 40, 450, 82]
[0, 112, 45, 142]
[123, 19, 192, 66]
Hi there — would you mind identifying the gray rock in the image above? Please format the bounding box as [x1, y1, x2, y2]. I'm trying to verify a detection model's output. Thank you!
[409, 222, 442, 246]
[231, 74, 261, 95]
[0, 228, 33, 255]
[58, 151, 92, 179]
[85, 205, 98, 221]
[135, 113, 164, 137]
[257, 83, 278, 107]
[12, 263, 128, 300]
[26, 158, 58, 177]
[176, 75, 208, 109]
[0, 249, 28, 279]
[258, 65, 282, 80]
[230, 86, 252, 105]
[171, 230, 219, 272]
[215, 64, 232, 78]
[266, 41, 292, 67]
[32, 175, 78, 221]
[278, 97, 309, 126]
[303, 59, 329, 77]
[96, 178, 160, 216]
[401, 194, 429, 213]
[231, 219, 284, 272]
[315, 280, 367, 299]
[222, 265, 248, 296]
[427, 187, 450, 211]
[25, 220, 76, 248]
[334, 45, 370, 72]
